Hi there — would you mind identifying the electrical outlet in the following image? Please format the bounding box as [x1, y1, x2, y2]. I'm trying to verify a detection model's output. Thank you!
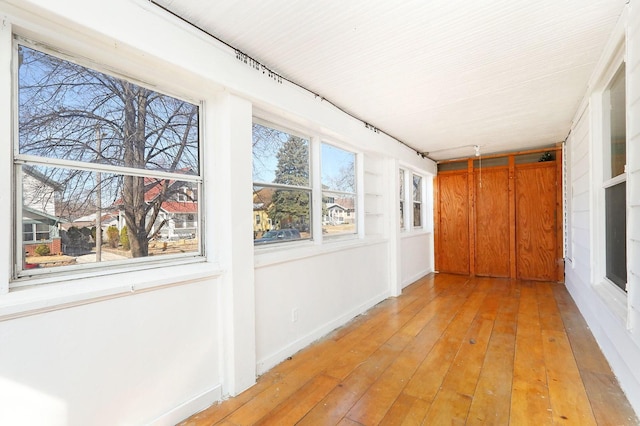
[292, 308, 299, 322]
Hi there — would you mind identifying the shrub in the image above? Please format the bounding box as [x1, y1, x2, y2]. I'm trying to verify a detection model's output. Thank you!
[106, 226, 119, 248]
[80, 226, 92, 238]
[120, 226, 130, 251]
[34, 244, 50, 256]
[67, 226, 82, 243]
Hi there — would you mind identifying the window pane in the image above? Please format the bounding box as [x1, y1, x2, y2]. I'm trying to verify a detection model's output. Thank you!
[399, 169, 405, 229]
[18, 45, 199, 175]
[23, 224, 35, 242]
[321, 143, 355, 193]
[413, 202, 422, 227]
[323, 193, 356, 236]
[35, 223, 51, 241]
[413, 174, 422, 227]
[605, 181, 626, 291]
[608, 65, 626, 178]
[413, 175, 422, 202]
[21, 165, 199, 271]
[253, 186, 310, 244]
[253, 123, 309, 186]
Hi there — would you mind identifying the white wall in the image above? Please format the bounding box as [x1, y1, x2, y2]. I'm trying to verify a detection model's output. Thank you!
[401, 233, 434, 288]
[0, 278, 221, 426]
[565, 0, 640, 416]
[0, 0, 435, 424]
[254, 242, 389, 374]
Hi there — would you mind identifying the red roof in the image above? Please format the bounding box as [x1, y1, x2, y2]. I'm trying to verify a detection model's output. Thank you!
[160, 201, 198, 214]
[144, 178, 173, 202]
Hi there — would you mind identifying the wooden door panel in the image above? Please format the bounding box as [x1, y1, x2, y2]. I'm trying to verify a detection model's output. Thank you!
[515, 164, 557, 281]
[475, 168, 510, 277]
[438, 173, 469, 274]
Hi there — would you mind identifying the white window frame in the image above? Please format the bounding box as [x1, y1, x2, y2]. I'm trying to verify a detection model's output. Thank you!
[252, 115, 362, 252]
[412, 174, 423, 229]
[589, 34, 629, 322]
[398, 165, 431, 233]
[23, 223, 51, 243]
[601, 62, 627, 293]
[9, 35, 207, 288]
[321, 141, 358, 239]
[399, 168, 406, 230]
[593, 51, 627, 291]
[251, 119, 313, 246]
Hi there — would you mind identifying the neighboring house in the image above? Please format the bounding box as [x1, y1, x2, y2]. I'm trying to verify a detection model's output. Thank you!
[70, 212, 120, 232]
[21, 166, 64, 256]
[253, 187, 274, 236]
[324, 198, 355, 225]
[112, 177, 199, 240]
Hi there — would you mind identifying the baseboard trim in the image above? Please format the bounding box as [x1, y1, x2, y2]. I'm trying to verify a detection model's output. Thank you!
[148, 384, 222, 425]
[256, 290, 389, 375]
[402, 268, 432, 288]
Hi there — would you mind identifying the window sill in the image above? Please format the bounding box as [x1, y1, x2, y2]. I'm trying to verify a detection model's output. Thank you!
[254, 236, 387, 269]
[0, 261, 222, 321]
[593, 279, 628, 327]
[400, 229, 433, 239]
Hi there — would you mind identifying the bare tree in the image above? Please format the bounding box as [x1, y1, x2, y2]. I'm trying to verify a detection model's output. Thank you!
[18, 44, 199, 257]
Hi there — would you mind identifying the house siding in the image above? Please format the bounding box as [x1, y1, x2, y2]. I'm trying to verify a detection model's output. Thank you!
[628, 0, 640, 340]
[565, 0, 640, 415]
[568, 107, 592, 284]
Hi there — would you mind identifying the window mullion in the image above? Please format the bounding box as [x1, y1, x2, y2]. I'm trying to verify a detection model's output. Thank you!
[311, 136, 322, 244]
[15, 155, 202, 183]
[253, 181, 312, 192]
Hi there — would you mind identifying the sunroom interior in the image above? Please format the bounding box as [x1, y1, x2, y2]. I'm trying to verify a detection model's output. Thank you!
[1, 0, 640, 424]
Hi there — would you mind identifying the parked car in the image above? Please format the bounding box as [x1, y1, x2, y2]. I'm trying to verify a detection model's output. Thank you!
[254, 228, 301, 245]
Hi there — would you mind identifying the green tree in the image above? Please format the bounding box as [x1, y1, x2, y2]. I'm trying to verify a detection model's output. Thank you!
[268, 136, 309, 229]
[106, 226, 120, 248]
[120, 226, 130, 251]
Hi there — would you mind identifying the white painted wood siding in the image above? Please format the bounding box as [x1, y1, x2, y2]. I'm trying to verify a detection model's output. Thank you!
[565, 1, 640, 415]
[568, 108, 592, 285]
[627, 0, 640, 339]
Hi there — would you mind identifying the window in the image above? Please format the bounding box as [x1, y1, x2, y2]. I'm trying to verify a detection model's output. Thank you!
[399, 168, 429, 232]
[252, 122, 311, 245]
[399, 169, 406, 230]
[413, 174, 423, 227]
[14, 40, 202, 281]
[603, 64, 626, 291]
[322, 143, 357, 236]
[23, 223, 51, 242]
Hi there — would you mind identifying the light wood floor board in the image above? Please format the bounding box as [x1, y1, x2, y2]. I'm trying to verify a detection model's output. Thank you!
[179, 274, 638, 426]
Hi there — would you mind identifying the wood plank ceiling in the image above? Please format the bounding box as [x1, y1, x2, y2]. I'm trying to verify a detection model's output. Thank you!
[152, 0, 625, 160]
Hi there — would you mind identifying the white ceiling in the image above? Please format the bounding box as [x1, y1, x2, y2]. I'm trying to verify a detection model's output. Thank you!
[152, 0, 625, 160]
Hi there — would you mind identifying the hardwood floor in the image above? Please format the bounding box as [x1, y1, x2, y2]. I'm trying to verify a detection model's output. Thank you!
[179, 274, 639, 425]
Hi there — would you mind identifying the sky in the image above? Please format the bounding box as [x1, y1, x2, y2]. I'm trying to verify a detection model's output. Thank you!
[252, 123, 354, 190]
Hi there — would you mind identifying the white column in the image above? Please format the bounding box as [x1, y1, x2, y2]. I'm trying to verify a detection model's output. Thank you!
[0, 17, 12, 295]
[387, 158, 402, 296]
[209, 91, 256, 396]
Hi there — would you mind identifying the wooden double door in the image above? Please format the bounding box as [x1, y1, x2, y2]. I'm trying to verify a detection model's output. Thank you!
[435, 151, 563, 282]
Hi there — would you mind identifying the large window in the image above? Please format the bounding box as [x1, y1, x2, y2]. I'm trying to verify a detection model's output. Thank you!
[14, 40, 202, 280]
[321, 143, 357, 236]
[252, 120, 360, 246]
[252, 122, 311, 245]
[603, 64, 627, 291]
